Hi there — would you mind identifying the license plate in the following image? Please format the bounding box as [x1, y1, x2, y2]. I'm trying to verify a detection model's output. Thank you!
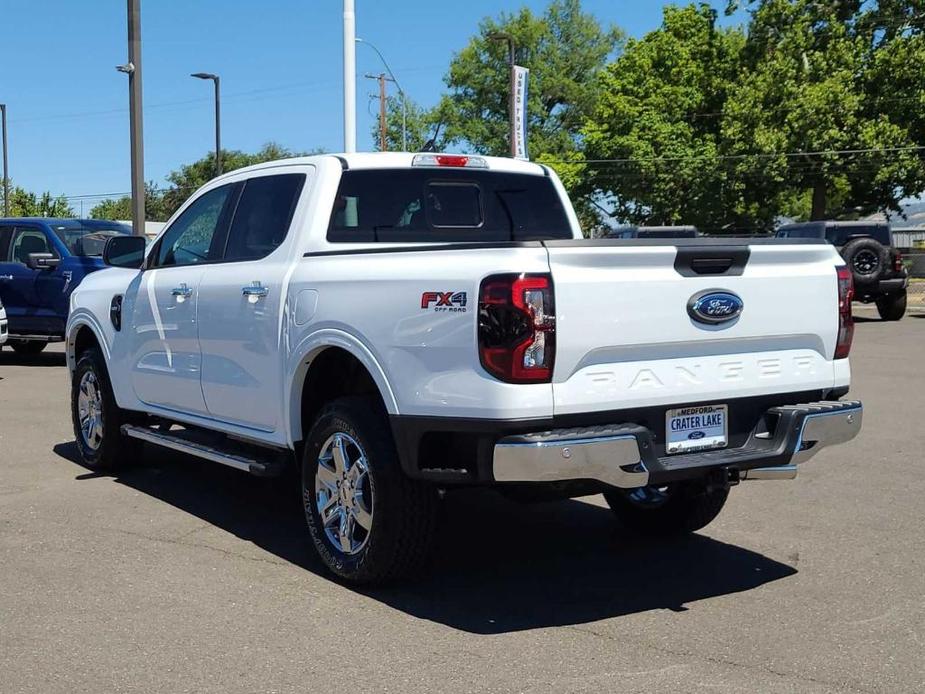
[665, 404, 728, 455]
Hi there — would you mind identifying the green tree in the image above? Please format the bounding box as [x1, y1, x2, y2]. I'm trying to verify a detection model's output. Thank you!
[582, 5, 746, 230]
[0, 183, 74, 218]
[160, 142, 321, 218]
[724, 0, 925, 222]
[377, 97, 450, 153]
[437, 0, 622, 161]
[89, 182, 168, 222]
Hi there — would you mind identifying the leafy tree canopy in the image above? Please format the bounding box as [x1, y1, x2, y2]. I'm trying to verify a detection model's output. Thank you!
[0, 183, 73, 218]
[88, 142, 320, 223]
[722, 0, 925, 224]
[582, 5, 745, 230]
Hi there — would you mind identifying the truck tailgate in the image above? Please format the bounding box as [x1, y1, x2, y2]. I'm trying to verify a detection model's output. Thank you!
[545, 239, 846, 416]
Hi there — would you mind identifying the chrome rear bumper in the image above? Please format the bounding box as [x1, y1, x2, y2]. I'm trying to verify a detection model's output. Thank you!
[493, 400, 862, 489]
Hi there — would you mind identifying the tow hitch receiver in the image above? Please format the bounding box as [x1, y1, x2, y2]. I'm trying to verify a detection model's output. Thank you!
[707, 466, 740, 492]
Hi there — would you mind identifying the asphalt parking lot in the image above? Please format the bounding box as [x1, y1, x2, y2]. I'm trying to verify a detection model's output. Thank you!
[1, 309, 923, 694]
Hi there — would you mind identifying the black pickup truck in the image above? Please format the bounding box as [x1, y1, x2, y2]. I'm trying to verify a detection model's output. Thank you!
[776, 221, 908, 320]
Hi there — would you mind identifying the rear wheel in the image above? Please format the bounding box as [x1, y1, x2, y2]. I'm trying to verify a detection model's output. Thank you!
[876, 291, 906, 321]
[302, 396, 438, 584]
[70, 347, 143, 470]
[10, 340, 47, 356]
[604, 481, 729, 537]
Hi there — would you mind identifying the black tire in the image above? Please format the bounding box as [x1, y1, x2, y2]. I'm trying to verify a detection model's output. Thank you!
[70, 347, 143, 470]
[302, 396, 438, 584]
[841, 238, 889, 284]
[604, 482, 729, 537]
[10, 340, 47, 356]
[876, 290, 906, 321]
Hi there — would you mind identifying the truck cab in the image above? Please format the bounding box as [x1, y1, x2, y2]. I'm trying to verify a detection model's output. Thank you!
[0, 218, 131, 354]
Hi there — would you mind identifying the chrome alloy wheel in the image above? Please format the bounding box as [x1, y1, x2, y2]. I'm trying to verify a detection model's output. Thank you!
[314, 433, 373, 555]
[853, 249, 879, 275]
[77, 371, 104, 451]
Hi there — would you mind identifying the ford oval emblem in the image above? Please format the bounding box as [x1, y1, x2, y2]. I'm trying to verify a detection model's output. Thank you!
[688, 431, 706, 440]
[688, 290, 743, 325]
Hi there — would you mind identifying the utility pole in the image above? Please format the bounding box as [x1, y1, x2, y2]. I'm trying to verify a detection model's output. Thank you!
[117, 0, 146, 237]
[365, 73, 393, 151]
[377, 74, 387, 152]
[489, 32, 516, 158]
[343, 0, 356, 152]
[356, 38, 408, 151]
[0, 104, 8, 216]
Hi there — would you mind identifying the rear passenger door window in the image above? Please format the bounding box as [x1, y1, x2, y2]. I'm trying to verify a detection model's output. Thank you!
[222, 174, 305, 262]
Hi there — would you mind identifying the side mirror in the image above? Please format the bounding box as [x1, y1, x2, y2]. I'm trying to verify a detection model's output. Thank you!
[26, 253, 60, 271]
[103, 235, 147, 269]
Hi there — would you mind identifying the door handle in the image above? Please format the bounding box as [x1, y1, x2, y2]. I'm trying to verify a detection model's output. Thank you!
[242, 282, 269, 299]
[171, 283, 193, 298]
[0, 275, 12, 281]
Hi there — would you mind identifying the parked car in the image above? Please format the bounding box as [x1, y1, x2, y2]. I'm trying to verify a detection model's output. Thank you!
[607, 225, 699, 239]
[66, 153, 862, 584]
[776, 221, 908, 320]
[0, 218, 131, 354]
[0, 296, 7, 346]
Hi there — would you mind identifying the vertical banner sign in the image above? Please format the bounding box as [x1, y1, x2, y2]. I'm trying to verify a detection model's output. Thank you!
[513, 65, 530, 160]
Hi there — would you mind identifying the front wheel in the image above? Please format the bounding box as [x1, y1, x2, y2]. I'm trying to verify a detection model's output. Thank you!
[876, 291, 906, 321]
[302, 396, 438, 584]
[604, 481, 729, 537]
[70, 347, 143, 470]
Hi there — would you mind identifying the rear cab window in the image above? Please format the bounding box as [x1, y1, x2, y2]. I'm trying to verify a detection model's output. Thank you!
[327, 169, 572, 243]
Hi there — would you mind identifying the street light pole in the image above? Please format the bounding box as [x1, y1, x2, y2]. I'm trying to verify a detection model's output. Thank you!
[192, 73, 222, 176]
[0, 104, 8, 217]
[356, 38, 408, 151]
[343, 0, 356, 153]
[117, 0, 146, 237]
[489, 32, 516, 158]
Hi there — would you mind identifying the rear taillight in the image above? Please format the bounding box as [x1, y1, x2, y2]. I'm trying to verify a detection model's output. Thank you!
[893, 251, 904, 273]
[479, 274, 556, 383]
[835, 265, 854, 359]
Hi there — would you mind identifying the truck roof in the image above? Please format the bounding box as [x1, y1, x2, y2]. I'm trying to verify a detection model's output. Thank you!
[221, 152, 550, 178]
[0, 217, 128, 227]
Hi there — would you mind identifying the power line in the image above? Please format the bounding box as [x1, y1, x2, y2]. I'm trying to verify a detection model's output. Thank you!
[8, 79, 341, 125]
[552, 144, 925, 165]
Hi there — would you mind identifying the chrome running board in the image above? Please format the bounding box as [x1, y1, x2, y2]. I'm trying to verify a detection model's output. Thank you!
[121, 424, 286, 477]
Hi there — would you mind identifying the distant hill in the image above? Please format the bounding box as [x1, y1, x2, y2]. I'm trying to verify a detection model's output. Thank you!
[864, 200, 925, 228]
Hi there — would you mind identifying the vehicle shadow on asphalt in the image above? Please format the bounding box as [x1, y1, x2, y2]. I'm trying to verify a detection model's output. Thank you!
[54, 441, 797, 635]
[0, 350, 67, 367]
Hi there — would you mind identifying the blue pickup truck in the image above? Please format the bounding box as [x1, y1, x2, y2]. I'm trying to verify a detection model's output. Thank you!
[0, 218, 131, 355]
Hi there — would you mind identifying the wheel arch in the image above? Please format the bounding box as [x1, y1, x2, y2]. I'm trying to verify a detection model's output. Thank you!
[288, 330, 399, 447]
[66, 316, 110, 374]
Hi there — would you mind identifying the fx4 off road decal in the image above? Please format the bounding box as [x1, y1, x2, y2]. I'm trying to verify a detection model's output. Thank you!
[421, 291, 468, 313]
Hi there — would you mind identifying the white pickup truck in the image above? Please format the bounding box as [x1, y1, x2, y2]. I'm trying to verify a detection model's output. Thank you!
[66, 153, 862, 583]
